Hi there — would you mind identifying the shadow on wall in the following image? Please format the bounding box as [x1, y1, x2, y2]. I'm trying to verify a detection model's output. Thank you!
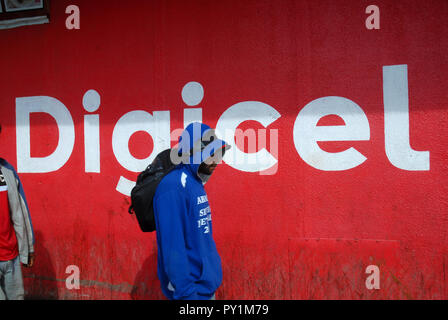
[22, 231, 59, 300]
[130, 245, 165, 300]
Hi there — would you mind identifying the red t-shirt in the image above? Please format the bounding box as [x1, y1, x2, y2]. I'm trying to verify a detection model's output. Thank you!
[0, 172, 19, 261]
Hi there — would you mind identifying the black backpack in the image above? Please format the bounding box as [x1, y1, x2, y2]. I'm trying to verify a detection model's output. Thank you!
[128, 149, 177, 232]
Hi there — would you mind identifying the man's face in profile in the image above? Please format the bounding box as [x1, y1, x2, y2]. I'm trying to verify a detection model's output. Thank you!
[198, 146, 227, 175]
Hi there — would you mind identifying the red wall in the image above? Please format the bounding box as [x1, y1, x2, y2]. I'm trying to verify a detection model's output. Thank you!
[0, 0, 447, 299]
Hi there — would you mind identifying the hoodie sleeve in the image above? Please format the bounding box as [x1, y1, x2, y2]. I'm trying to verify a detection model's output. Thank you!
[16, 174, 34, 250]
[153, 190, 200, 300]
[10, 164, 35, 249]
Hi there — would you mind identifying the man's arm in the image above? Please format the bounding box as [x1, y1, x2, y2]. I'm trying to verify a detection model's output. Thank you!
[154, 190, 199, 300]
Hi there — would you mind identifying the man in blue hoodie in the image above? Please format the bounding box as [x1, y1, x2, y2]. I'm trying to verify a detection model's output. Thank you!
[153, 122, 229, 300]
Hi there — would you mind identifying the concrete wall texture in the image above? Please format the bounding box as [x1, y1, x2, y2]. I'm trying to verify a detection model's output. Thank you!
[0, 0, 447, 299]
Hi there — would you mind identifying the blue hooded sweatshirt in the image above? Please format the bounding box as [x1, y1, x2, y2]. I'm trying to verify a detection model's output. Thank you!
[153, 122, 229, 300]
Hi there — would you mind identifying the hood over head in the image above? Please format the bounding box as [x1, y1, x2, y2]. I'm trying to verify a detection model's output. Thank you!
[176, 122, 230, 183]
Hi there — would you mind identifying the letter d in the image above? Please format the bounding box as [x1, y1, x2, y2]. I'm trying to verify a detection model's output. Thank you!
[16, 96, 75, 173]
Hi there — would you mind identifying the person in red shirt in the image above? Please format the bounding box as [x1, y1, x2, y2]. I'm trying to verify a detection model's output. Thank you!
[0, 124, 35, 300]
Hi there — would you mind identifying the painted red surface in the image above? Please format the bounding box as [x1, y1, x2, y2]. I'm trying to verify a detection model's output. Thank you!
[0, 0, 447, 299]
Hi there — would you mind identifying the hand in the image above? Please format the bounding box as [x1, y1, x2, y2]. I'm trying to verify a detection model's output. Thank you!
[23, 252, 35, 268]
